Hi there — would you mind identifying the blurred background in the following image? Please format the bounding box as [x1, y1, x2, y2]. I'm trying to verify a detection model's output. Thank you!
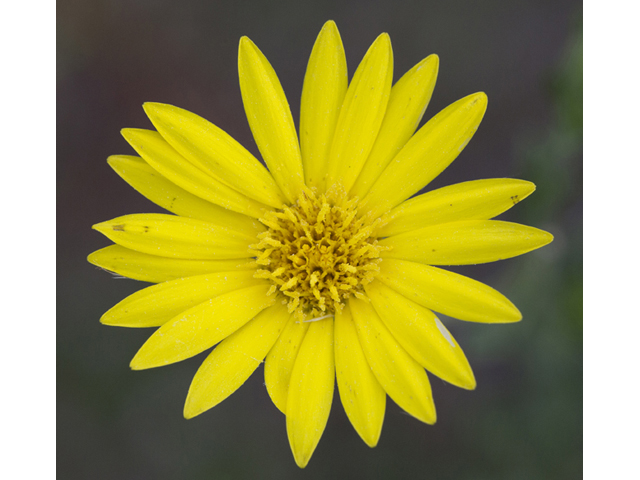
[58, 0, 582, 478]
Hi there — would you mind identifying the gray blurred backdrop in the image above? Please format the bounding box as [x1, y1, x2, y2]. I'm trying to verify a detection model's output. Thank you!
[58, 1, 583, 478]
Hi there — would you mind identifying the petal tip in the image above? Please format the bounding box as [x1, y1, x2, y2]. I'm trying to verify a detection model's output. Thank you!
[99, 313, 117, 326]
[471, 91, 488, 108]
[86, 251, 98, 265]
[129, 350, 154, 370]
[509, 311, 524, 323]
[376, 32, 392, 51]
[292, 451, 311, 469]
[500, 302, 523, 323]
[238, 35, 255, 52]
[129, 358, 142, 370]
[91, 221, 107, 233]
[516, 179, 537, 199]
[142, 103, 164, 123]
[414, 54, 439, 79]
[238, 36, 261, 70]
[418, 411, 437, 425]
[183, 399, 199, 420]
[106, 155, 125, 167]
[414, 400, 437, 425]
[322, 19, 338, 31]
[423, 54, 440, 75]
[142, 102, 176, 123]
[362, 432, 381, 448]
[142, 102, 160, 115]
[461, 373, 477, 391]
[92, 220, 123, 235]
[120, 127, 136, 141]
[422, 53, 439, 66]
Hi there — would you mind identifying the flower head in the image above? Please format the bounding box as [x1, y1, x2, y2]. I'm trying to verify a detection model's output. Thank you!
[89, 20, 552, 468]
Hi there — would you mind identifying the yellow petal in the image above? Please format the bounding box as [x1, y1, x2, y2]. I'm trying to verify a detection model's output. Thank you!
[335, 307, 385, 447]
[300, 20, 348, 190]
[121, 128, 270, 219]
[101, 271, 265, 328]
[286, 319, 335, 469]
[378, 178, 536, 237]
[107, 155, 265, 233]
[130, 284, 274, 370]
[377, 259, 521, 323]
[349, 299, 436, 424]
[365, 280, 475, 389]
[325, 33, 393, 192]
[141, 104, 285, 208]
[350, 54, 439, 199]
[184, 302, 290, 419]
[93, 213, 254, 259]
[380, 219, 554, 265]
[363, 93, 488, 218]
[238, 37, 304, 203]
[264, 315, 310, 413]
[88, 245, 253, 283]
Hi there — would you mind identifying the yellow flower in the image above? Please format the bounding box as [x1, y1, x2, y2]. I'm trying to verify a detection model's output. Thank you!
[88, 20, 553, 468]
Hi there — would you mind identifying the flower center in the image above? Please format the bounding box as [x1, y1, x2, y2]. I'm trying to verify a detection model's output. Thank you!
[252, 187, 385, 320]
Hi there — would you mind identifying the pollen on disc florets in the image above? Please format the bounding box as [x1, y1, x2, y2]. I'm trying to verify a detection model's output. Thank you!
[251, 186, 386, 321]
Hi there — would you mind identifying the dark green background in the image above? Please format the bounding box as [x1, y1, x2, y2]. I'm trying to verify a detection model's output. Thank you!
[58, 0, 582, 478]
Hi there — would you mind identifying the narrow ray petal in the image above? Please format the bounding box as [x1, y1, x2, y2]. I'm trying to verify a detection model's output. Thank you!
[377, 259, 521, 323]
[93, 213, 254, 259]
[184, 302, 290, 419]
[325, 33, 393, 192]
[107, 155, 265, 232]
[335, 307, 386, 447]
[300, 20, 348, 189]
[88, 245, 254, 283]
[238, 37, 305, 203]
[142, 104, 285, 208]
[286, 319, 335, 468]
[350, 54, 439, 199]
[101, 271, 266, 328]
[363, 93, 488, 218]
[264, 316, 310, 413]
[349, 299, 436, 424]
[121, 128, 270, 219]
[130, 284, 274, 370]
[380, 219, 554, 265]
[366, 280, 475, 389]
[378, 178, 536, 237]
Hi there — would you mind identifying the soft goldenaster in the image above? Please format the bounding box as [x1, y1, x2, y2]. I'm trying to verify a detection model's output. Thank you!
[89, 21, 553, 468]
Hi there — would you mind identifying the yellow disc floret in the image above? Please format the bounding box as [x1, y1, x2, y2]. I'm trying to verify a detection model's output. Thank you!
[251, 187, 386, 320]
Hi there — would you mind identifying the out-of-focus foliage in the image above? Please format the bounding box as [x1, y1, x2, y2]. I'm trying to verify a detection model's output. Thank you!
[455, 20, 583, 479]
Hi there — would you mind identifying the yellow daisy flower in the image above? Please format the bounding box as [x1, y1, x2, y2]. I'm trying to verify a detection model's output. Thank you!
[89, 20, 553, 468]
